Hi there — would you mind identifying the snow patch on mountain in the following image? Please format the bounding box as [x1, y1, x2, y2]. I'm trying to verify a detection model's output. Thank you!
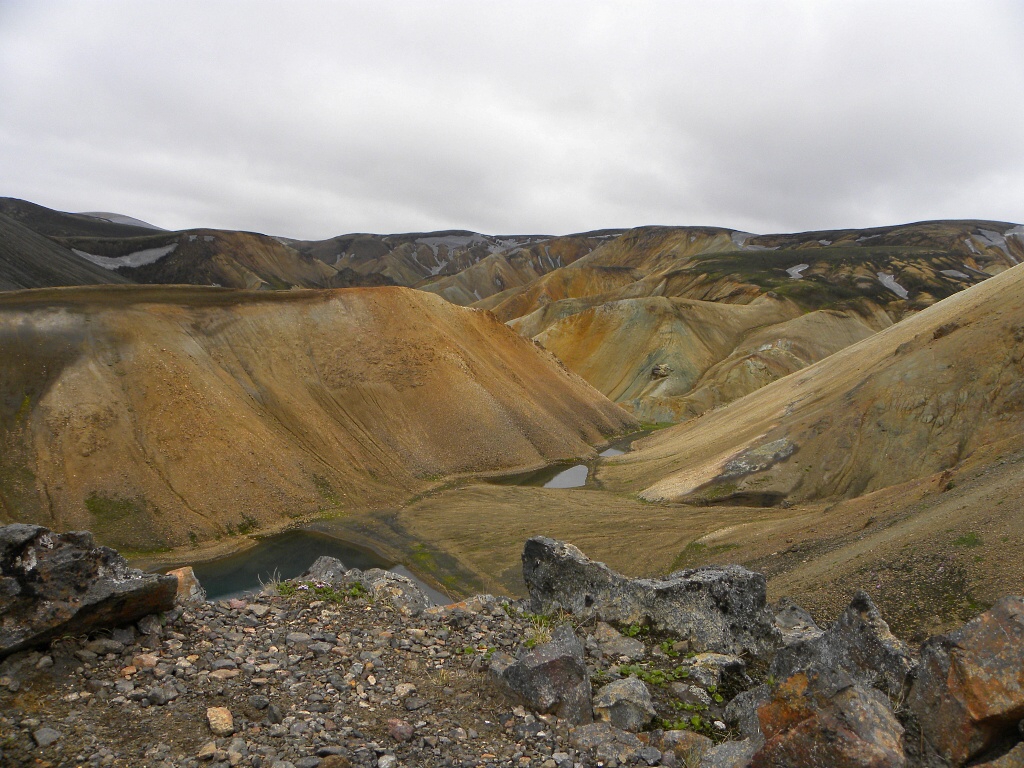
[72, 244, 177, 270]
[877, 272, 909, 299]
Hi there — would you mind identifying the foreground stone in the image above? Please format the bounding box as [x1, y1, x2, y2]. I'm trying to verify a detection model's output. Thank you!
[769, 591, 915, 698]
[490, 623, 593, 724]
[522, 536, 781, 657]
[907, 596, 1024, 766]
[0, 524, 177, 658]
[206, 706, 234, 736]
[753, 664, 905, 768]
[593, 676, 657, 732]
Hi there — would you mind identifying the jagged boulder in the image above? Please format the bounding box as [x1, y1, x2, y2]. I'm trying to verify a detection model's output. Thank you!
[522, 536, 781, 657]
[0, 524, 177, 658]
[769, 591, 915, 698]
[753, 664, 906, 768]
[593, 676, 657, 732]
[490, 624, 593, 724]
[907, 596, 1024, 767]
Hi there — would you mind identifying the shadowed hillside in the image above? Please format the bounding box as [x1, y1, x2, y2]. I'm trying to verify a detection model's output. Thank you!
[0, 285, 635, 551]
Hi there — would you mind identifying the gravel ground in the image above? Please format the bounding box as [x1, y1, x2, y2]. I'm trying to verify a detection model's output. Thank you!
[0, 585, 729, 768]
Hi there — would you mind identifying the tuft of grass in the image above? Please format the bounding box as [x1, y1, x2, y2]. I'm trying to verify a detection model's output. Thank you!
[953, 531, 983, 547]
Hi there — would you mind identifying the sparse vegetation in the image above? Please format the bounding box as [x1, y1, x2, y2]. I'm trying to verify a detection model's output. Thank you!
[954, 531, 982, 547]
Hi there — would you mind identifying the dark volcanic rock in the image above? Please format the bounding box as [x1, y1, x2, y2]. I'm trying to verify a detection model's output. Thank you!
[0, 524, 177, 658]
[769, 591, 915, 699]
[753, 664, 905, 768]
[907, 596, 1024, 766]
[522, 536, 781, 657]
[490, 623, 593, 724]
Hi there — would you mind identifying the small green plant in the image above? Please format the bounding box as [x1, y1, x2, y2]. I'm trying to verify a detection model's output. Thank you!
[619, 663, 690, 686]
[623, 622, 646, 638]
[524, 614, 554, 648]
[236, 515, 260, 535]
[270, 578, 367, 603]
[660, 639, 679, 658]
[954, 531, 983, 547]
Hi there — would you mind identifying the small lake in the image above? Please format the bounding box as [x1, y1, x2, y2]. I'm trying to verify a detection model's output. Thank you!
[485, 431, 646, 488]
[179, 530, 450, 605]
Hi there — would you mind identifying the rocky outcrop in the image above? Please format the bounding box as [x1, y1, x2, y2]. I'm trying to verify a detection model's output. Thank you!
[300, 556, 430, 616]
[522, 536, 782, 657]
[0, 524, 177, 658]
[907, 596, 1024, 766]
[490, 624, 593, 725]
[753, 664, 906, 768]
[769, 591, 915, 698]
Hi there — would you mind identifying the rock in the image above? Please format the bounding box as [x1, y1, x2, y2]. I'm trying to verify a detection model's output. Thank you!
[167, 566, 207, 605]
[387, 718, 414, 742]
[724, 685, 771, 740]
[32, 727, 61, 747]
[300, 556, 348, 585]
[0, 524, 177, 658]
[773, 596, 824, 645]
[593, 676, 657, 732]
[700, 738, 759, 768]
[490, 623, 593, 724]
[206, 706, 234, 736]
[684, 652, 747, 690]
[569, 722, 646, 766]
[602, 635, 646, 661]
[973, 743, 1024, 768]
[647, 729, 714, 764]
[651, 364, 672, 379]
[752, 664, 905, 768]
[349, 568, 431, 616]
[86, 638, 124, 655]
[769, 591, 915, 698]
[670, 682, 713, 709]
[377, 756, 398, 768]
[318, 757, 352, 768]
[522, 536, 781, 657]
[907, 596, 1024, 766]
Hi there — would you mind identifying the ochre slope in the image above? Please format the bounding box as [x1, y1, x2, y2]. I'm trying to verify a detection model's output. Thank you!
[0, 285, 634, 550]
[597, 261, 1024, 505]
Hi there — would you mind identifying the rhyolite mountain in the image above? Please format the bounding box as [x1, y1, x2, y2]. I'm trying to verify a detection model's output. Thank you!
[5, 197, 1021, 422]
[0, 285, 634, 551]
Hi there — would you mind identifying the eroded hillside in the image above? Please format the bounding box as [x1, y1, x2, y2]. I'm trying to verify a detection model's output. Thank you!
[0, 285, 635, 551]
[487, 221, 1023, 422]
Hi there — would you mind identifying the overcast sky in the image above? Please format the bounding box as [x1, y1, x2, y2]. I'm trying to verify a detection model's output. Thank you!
[2, 1, 1022, 239]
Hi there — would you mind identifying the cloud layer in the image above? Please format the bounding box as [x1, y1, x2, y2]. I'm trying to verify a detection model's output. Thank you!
[2, 1, 1022, 238]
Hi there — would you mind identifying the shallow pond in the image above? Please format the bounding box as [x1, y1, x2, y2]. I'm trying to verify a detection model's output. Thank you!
[178, 530, 449, 605]
[485, 430, 646, 488]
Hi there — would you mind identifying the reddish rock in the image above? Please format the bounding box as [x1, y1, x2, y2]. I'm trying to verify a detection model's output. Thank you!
[753, 665, 905, 768]
[387, 718, 414, 742]
[907, 596, 1024, 766]
[167, 566, 207, 605]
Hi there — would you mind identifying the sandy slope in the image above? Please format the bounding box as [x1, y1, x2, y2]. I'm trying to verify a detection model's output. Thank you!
[0, 285, 635, 551]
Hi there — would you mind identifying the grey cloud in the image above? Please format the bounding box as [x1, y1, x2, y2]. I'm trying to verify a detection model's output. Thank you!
[1, 1, 1022, 238]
